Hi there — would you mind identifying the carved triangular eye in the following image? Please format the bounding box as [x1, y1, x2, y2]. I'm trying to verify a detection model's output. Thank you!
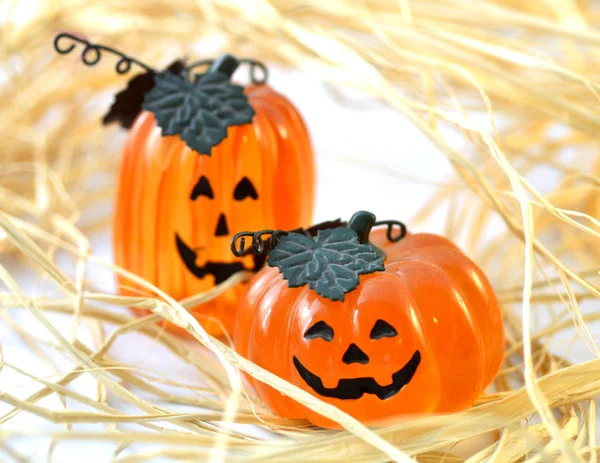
[191, 176, 214, 200]
[304, 321, 334, 342]
[234, 177, 258, 200]
[370, 319, 398, 340]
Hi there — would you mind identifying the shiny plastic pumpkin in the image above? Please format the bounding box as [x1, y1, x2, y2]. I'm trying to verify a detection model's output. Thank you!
[53, 34, 314, 336]
[233, 211, 504, 428]
[114, 68, 314, 336]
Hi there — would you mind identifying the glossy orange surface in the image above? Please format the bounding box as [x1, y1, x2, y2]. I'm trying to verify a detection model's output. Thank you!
[234, 229, 505, 428]
[113, 84, 315, 337]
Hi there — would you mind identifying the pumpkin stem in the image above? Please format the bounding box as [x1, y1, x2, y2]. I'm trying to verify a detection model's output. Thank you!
[348, 211, 376, 244]
[348, 211, 386, 260]
[209, 54, 240, 78]
[186, 56, 269, 84]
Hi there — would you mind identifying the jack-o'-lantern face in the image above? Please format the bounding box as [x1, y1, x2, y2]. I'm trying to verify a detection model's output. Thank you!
[175, 169, 262, 286]
[234, 211, 505, 428]
[54, 35, 315, 337]
[167, 124, 287, 289]
[281, 275, 438, 427]
[294, 317, 421, 402]
[115, 107, 314, 337]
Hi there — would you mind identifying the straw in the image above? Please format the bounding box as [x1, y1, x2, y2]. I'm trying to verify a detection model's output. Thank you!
[1, 1, 599, 461]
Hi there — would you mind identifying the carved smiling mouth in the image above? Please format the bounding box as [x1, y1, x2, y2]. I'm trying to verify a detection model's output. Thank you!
[176, 233, 256, 285]
[293, 350, 421, 400]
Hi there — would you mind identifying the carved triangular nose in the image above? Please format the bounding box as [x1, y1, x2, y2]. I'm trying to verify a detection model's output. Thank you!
[342, 343, 370, 365]
[215, 213, 229, 236]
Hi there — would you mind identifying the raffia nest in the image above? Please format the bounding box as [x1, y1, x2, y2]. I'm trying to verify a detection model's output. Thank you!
[1, 1, 599, 461]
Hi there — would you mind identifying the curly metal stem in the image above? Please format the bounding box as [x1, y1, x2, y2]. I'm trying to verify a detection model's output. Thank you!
[53, 33, 155, 74]
[185, 55, 269, 84]
[231, 229, 287, 257]
[239, 58, 269, 85]
[374, 220, 407, 242]
[231, 217, 406, 260]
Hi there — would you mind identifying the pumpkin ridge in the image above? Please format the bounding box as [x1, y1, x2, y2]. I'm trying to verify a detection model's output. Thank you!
[113, 116, 140, 287]
[268, 92, 314, 221]
[218, 126, 235, 258]
[254, 100, 289, 207]
[392, 245, 498, 387]
[128, 113, 157, 289]
[390, 257, 487, 352]
[251, 121, 275, 228]
[283, 285, 311, 399]
[247, 102, 279, 225]
[181, 146, 200, 297]
[390, 243, 463, 262]
[384, 267, 442, 412]
[386, 259, 486, 410]
[242, 304, 265, 407]
[157, 140, 182, 295]
[288, 106, 314, 225]
[170, 142, 192, 297]
[143, 127, 170, 290]
[259, 277, 307, 419]
[255, 268, 286, 310]
[253, 96, 311, 228]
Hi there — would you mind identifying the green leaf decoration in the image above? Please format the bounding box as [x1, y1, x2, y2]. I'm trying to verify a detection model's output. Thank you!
[267, 228, 384, 301]
[142, 71, 255, 155]
[102, 59, 185, 129]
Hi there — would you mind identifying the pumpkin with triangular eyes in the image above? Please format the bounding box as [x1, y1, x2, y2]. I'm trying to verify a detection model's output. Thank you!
[113, 75, 314, 337]
[54, 34, 314, 337]
[233, 211, 504, 428]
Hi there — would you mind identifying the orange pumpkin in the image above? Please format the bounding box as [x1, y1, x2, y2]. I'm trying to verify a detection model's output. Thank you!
[54, 34, 315, 336]
[233, 211, 504, 428]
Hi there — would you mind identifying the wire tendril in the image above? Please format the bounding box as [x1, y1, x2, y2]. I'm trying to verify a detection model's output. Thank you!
[231, 229, 288, 257]
[239, 58, 269, 84]
[231, 218, 407, 259]
[53, 33, 155, 75]
[185, 57, 269, 84]
[374, 220, 407, 242]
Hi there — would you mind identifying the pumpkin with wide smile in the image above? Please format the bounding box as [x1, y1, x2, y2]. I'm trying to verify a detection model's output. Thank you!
[233, 211, 504, 427]
[53, 34, 315, 337]
[113, 77, 315, 337]
[293, 349, 422, 401]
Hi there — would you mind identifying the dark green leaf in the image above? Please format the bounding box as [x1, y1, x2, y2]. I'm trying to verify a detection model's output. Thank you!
[142, 70, 255, 155]
[102, 60, 185, 129]
[267, 228, 384, 301]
